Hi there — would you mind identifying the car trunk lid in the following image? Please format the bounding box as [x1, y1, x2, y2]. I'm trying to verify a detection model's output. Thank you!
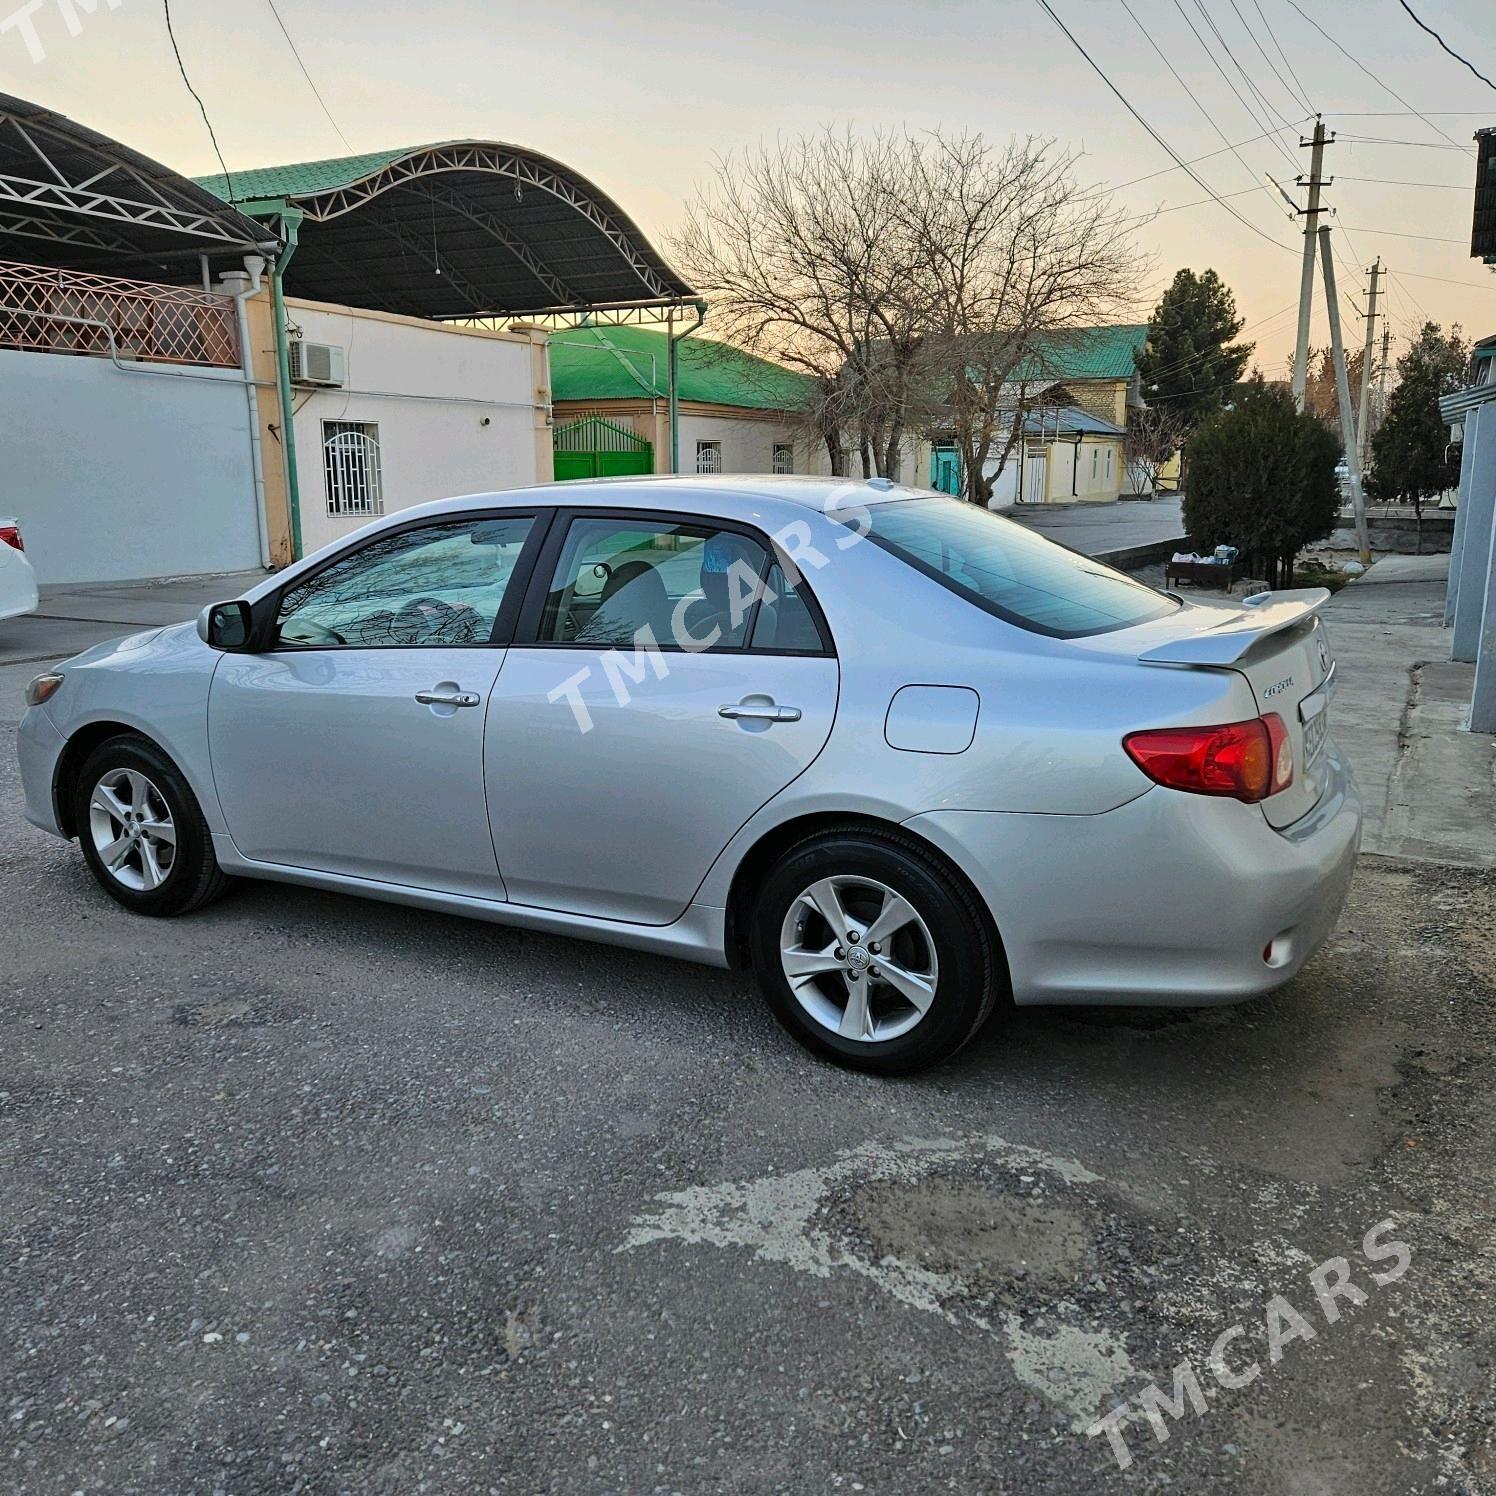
[1136, 589, 1336, 828]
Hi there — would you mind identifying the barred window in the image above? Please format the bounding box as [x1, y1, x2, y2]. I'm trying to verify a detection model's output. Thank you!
[772, 443, 794, 475]
[323, 421, 383, 517]
[696, 440, 722, 475]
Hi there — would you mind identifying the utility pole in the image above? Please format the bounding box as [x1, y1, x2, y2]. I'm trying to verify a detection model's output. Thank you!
[1356, 259, 1382, 472]
[1292, 118, 1331, 414]
[1319, 226, 1371, 565]
[1377, 325, 1391, 434]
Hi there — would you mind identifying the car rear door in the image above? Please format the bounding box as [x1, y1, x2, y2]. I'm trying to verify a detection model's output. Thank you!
[483, 509, 839, 925]
[207, 511, 545, 895]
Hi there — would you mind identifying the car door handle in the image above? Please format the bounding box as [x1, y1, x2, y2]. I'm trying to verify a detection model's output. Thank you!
[719, 702, 802, 723]
[415, 689, 481, 708]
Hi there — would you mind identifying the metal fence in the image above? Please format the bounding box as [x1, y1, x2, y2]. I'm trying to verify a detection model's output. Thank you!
[0, 260, 241, 369]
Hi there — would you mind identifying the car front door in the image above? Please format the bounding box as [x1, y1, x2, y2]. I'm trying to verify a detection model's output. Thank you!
[207, 511, 543, 896]
[484, 510, 839, 925]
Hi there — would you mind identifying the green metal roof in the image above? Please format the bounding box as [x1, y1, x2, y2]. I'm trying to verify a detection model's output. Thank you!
[1023, 324, 1149, 382]
[194, 148, 416, 205]
[549, 325, 813, 410]
[189, 141, 697, 320]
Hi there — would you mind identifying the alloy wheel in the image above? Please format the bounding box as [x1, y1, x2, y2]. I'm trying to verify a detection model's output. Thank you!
[778, 875, 939, 1043]
[88, 767, 177, 892]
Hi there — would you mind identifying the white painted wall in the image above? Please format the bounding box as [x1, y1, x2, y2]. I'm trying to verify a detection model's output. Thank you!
[0, 348, 260, 584]
[679, 412, 801, 477]
[288, 303, 546, 557]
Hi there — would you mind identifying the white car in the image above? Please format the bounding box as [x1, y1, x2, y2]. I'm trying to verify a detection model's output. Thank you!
[0, 518, 38, 620]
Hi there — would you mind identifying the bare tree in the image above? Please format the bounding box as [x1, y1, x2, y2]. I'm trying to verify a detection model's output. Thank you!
[670, 129, 1143, 491]
[1125, 403, 1187, 497]
[904, 133, 1146, 504]
[669, 130, 935, 478]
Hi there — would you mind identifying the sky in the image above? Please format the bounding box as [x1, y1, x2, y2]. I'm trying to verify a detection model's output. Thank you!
[4, 0, 1494, 374]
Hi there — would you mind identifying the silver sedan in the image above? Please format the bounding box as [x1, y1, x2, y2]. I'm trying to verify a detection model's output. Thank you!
[19, 478, 1360, 1073]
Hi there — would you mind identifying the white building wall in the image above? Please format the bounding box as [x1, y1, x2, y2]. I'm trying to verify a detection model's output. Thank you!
[678, 411, 800, 476]
[288, 303, 546, 558]
[0, 348, 260, 584]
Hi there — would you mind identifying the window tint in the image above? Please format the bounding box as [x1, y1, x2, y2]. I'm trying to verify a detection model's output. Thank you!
[749, 564, 825, 652]
[276, 515, 534, 648]
[540, 517, 767, 650]
[866, 497, 1177, 638]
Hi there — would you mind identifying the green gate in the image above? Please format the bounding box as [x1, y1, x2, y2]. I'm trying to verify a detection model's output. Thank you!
[553, 414, 653, 481]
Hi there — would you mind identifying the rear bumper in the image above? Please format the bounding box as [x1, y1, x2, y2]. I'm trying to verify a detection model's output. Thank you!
[18, 704, 68, 837]
[907, 742, 1362, 1006]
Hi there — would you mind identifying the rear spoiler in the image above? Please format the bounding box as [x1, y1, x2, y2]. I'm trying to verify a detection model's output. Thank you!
[1139, 588, 1331, 667]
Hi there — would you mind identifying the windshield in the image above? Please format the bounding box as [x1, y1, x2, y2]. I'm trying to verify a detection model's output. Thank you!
[865, 497, 1179, 638]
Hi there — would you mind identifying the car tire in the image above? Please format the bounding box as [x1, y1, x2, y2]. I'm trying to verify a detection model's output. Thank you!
[749, 825, 1003, 1074]
[73, 734, 232, 917]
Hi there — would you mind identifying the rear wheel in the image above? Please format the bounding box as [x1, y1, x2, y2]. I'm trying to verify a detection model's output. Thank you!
[749, 827, 1001, 1074]
[74, 735, 231, 916]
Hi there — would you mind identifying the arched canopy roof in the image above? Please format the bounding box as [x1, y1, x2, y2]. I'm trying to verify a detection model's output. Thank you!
[0, 92, 279, 279]
[195, 141, 699, 323]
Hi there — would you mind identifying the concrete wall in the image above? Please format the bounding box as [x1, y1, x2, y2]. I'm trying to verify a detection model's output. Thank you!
[1326, 511, 1456, 555]
[285, 301, 549, 558]
[0, 347, 261, 584]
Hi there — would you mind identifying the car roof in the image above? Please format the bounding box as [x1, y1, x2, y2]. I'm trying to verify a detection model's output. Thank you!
[403, 473, 927, 519]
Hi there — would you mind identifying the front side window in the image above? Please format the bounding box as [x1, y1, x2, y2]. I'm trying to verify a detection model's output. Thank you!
[865, 496, 1177, 638]
[539, 517, 768, 650]
[772, 443, 794, 475]
[696, 440, 722, 475]
[276, 515, 534, 648]
[324, 421, 383, 517]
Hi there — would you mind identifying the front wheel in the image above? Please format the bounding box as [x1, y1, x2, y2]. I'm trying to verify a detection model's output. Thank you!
[74, 735, 232, 916]
[749, 827, 1002, 1074]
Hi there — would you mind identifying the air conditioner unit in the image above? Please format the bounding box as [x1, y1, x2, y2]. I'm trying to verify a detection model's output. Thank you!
[288, 340, 346, 387]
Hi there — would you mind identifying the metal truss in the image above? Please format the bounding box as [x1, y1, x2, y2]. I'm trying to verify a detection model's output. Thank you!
[279, 144, 680, 306]
[0, 107, 270, 254]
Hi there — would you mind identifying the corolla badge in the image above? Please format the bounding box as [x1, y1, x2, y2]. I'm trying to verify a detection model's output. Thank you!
[1264, 676, 1294, 697]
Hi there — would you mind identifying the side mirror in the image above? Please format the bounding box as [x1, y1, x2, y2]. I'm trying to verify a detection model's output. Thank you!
[197, 599, 253, 651]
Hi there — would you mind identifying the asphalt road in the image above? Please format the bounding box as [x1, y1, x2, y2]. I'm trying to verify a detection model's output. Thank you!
[3, 602, 1493, 1494]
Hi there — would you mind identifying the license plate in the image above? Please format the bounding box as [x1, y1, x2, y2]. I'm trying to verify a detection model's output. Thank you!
[1301, 697, 1329, 764]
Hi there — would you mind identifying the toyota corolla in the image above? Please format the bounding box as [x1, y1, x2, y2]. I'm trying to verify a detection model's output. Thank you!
[19, 477, 1360, 1073]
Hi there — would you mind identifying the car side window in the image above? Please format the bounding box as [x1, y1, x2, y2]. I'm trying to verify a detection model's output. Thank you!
[749, 564, 827, 653]
[276, 515, 535, 648]
[539, 517, 768, 650]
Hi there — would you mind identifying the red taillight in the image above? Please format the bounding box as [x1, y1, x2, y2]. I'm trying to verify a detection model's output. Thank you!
[0, 525, 21, 552]
[1124, 713, 1293, 803]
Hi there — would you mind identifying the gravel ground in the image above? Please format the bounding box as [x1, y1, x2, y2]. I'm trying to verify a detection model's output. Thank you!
[3, 694, 1494, 1493]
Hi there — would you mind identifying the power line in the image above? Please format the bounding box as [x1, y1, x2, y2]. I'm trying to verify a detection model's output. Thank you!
[1280, 0, 1475, 154]
[162, 0, 234, 201]
[1250, 0, 1316, 114]
[1082, 121, 1308, 200]
[1395, 0, 1496, 94]
[1337, 224, 1467, 244]
[1232, 0, 1313, 117]
[1394, 267, 1496, 292]
[263, 0, 352, 151]
[1120, 0, 1290, 220]
[1339, 133, 1477, 152]
[1194, 0, 1305, 152]
[1032, 0, 1297, 256]
[1171, 0, 1301, 172]
[1335, 175, 1469, 189]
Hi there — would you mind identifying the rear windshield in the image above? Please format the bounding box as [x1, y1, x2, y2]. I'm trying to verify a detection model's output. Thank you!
[865, 497, 1179, 638]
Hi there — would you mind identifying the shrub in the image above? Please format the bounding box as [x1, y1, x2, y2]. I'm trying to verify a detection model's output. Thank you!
[1183, 380, 1340, 589]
